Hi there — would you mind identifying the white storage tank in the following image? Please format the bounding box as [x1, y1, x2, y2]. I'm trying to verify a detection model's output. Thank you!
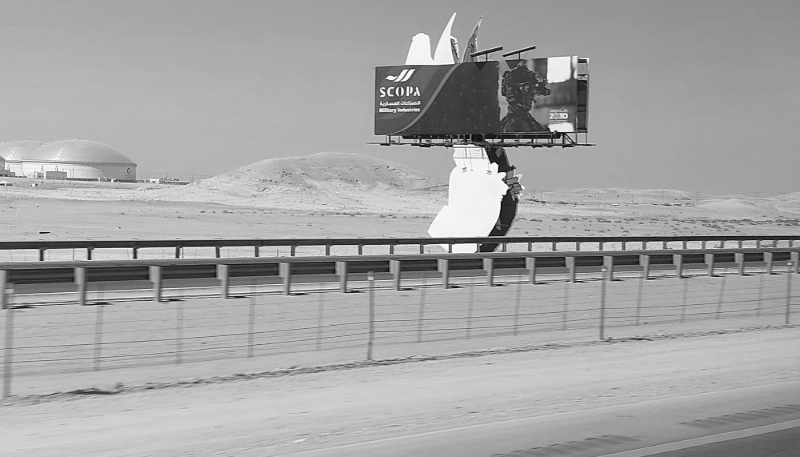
[20, 139, 137, 181]
[0, 140, 46, 176]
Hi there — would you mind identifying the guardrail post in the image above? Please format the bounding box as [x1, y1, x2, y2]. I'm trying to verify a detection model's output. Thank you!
[39, 249, 45, 261]
[673, 254, 684, 279]
[149, 266, 162, 302]
[390, 260, 401, 291]
[254, 246, 260, 257]
[792, 252, 799, 274]
[575, 241, 580, 252]
[217, 264, 230, 299]
[639, 255, 651, 280]
[357, 244, 363, 255]
[482, 258, 493, 287]
[552, 241, 557, 251]
[215, 246, 221, 258]
[291, 245, 296, 257]
[621, 241, 626, 251]
[75, 267, 87, 306]
[87, 248, 93, 260]
[738, 240, 743, 248]
[279, 262, 291, 295]
[419, 244, 424, 254]
[735, 253, 745, 276]
[566, 256, 576, 283]
[764, 252, 774, 275]
[174, 247, 181, 259]
[336, 261, 348, 293]
[705, 253, 715, 277]
[662, 241, 667, 250]
[132, 247, 138, 259]
[525, 257, 537, 284]
[438, 259, 450, 289]
[389, 244, 395, 254]
[598, 241, 604, 251]
[603, 255, 614, 281]
[325, 244, 331, 256]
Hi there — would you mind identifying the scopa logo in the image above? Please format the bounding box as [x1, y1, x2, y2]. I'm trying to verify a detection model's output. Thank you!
[380, 68, 421, 98]
[385, 68, 416, 83]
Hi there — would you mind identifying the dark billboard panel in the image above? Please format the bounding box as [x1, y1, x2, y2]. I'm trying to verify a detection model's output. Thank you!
[375, 56, 583, 136]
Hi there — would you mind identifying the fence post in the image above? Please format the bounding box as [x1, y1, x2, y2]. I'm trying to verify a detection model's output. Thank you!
[417, 274, 427, 342]
[217, 264, 230, 299]
[635, 267, 645, 325]
[525, 257, 537, 284]
[336, 261, 348, 293]
[483, 258, 494, 287]
[390, 260, 401, 291]
[75, 267, 87, 306]
[3, 306, 14, 399]
[681, 276, 689, 323]
[438, 259, 450, 289]
[716, 274, 727, 319]
[93, 304, 104, 371]
[248, 285, 256, 357]
[787, 262, 793, 325]
[149, 266, 162, 302]
[466, 280, 474, 339]
[561, 280, 569, 331]
[175, 300, 183, 365]
[279, 262, 291, 295]
[0, 270, 6, 310]
[513, 275, 522, 336]
[673, 254, 684, 279]
[599, 266, 607, 340]
[316, 292, 324, 351]
[367, 272, 375, 360]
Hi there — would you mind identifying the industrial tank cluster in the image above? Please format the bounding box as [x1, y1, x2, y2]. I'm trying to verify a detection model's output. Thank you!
[0, 139, 137, 181]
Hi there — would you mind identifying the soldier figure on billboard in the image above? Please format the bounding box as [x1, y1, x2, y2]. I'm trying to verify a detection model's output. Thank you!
[500, 62, 551, 132]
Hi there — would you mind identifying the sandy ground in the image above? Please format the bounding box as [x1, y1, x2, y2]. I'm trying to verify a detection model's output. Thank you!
[2, 154, 800, 456]
[2, 327, 798, 456]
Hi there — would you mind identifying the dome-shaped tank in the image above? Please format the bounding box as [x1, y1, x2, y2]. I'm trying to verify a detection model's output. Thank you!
[21, 139, 137, 181]
[0, 140, 46, 176]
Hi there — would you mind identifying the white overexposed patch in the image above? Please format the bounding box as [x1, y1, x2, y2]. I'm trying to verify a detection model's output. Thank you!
[546, 56, 573, 84]
[405, 33, 434, 65]
[432, 12, 457, 65]
[428, 145, 509, 252]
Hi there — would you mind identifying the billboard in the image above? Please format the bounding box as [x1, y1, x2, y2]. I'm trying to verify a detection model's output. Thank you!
[375, 56, 587, 136]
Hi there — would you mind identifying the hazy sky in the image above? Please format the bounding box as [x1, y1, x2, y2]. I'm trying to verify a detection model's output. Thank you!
[1, 0, 799, 193]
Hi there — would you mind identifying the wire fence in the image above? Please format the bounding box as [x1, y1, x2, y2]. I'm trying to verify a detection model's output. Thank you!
[1, 266, 796, 398]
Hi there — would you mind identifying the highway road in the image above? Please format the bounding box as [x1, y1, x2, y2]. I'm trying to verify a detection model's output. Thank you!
[280, 382, 800, 457]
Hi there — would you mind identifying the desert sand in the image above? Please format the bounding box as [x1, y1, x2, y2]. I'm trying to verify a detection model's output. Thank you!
[1, 152, 799, 456]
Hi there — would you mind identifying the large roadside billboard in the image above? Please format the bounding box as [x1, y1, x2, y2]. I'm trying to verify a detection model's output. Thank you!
[375, 56, 586, 136]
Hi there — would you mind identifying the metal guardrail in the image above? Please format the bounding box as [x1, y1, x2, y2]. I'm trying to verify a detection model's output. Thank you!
[1, 235, 799, 261]
[2, 247, 799, 307]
